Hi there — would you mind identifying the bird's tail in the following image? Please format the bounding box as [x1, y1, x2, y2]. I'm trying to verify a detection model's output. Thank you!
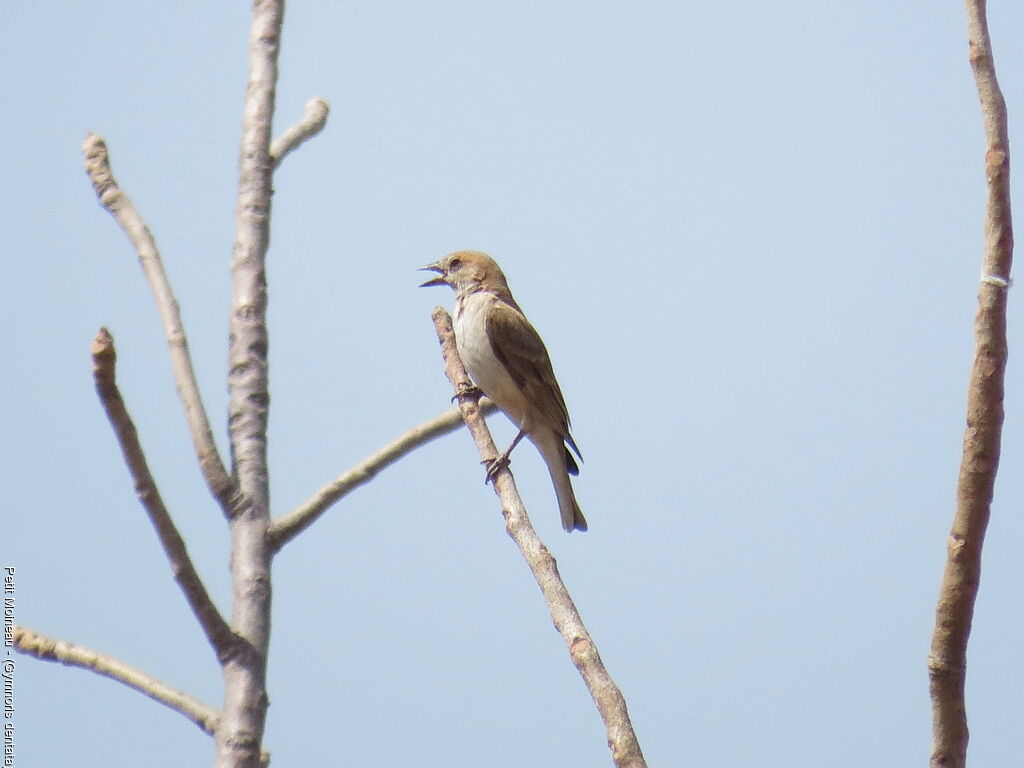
[550, 463, 588, 533]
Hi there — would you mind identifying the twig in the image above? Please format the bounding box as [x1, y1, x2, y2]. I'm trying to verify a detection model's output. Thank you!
[270, 98, 330, 169]
[928, 3, 1014, 767]
[82, 133, 237, 515]
[91, 328, 237, 661]
[217, 0, 285, 764]
[429, 308, 648, 768]
[269, 400, 496, 551]
[12, 624, 219, 735]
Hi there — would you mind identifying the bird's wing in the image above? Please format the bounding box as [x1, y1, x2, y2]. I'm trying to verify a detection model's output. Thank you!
[485, 299, 582, 465]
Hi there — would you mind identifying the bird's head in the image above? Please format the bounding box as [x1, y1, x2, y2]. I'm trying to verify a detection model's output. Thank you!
[419, 250, 509, 295]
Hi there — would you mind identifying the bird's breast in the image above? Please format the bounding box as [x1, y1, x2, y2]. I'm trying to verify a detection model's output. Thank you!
[454, 293, 530, 426]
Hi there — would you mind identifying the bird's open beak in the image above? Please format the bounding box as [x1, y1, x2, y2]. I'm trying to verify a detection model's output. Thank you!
[418, 263, 447, 288]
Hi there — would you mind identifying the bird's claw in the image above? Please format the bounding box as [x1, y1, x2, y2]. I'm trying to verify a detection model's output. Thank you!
[482, 455, 510, 484]
[452, 383, 483, 403]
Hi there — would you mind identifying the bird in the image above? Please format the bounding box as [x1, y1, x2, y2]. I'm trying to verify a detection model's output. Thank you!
[420, 250, 587, 532]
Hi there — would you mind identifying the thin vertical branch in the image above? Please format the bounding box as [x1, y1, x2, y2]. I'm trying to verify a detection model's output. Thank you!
[91, 328, 236, 660]
[928, 3, 1013, 767]
[216, 0, 284, 765]
[430, 308, 648, 768]
[82, 133, 237, 514]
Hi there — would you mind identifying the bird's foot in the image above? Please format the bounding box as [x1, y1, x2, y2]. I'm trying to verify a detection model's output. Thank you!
[482, 454, 511, 484]
[452, 383, 483, 403]
[482, 430, 526, 484]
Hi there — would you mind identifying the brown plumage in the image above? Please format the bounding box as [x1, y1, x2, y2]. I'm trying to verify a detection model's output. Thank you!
[421, 251, 587, 532]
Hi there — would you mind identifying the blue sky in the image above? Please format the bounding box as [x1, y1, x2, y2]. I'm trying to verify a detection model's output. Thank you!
[4, 2, 1024, 766]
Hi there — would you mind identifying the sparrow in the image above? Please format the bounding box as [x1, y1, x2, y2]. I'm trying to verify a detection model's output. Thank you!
[421, 250, 587, 532]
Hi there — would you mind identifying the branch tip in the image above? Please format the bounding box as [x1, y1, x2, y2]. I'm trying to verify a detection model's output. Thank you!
[92, 327, 115, 360]
[269, 97, 330, 169]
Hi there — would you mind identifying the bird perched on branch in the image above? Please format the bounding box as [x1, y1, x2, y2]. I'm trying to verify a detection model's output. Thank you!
[420, 250, 587, 532]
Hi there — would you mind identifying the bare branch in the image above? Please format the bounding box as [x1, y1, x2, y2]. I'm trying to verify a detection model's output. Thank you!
[91, 328, 237, 661]
[270, 98, 330, 169]
[216, 0, 285, 764]
[82, 133, 237, 515]
[269, 400, 496, 552]
[929, 3, 1014, 767]
[429, 308, 647, 768]
[13, 624, 219, 736]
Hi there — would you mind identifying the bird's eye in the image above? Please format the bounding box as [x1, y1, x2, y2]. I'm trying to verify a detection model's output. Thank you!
[449, 258, 462, 270]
